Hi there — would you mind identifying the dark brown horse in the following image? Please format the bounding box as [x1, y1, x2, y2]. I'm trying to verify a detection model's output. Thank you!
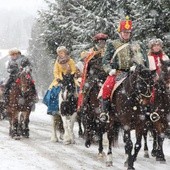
[110, 65, 155, 170]
[80, 75, 120, 165]
[142, 59, 170, 162]
[6, 68, 36, 139]
[0, 84, 6, 119]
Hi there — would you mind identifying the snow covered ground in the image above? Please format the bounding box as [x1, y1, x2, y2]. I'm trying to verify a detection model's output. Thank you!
[0, 102, 170, 170]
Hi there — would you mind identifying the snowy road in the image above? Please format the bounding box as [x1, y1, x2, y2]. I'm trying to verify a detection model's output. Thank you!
[0, 103, 170, 170]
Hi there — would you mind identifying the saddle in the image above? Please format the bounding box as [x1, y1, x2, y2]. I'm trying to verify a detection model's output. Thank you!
[110, 76, 127, 100]
[97, 71, 128, 100]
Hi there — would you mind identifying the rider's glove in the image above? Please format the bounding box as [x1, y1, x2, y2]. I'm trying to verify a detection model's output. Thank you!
[130, 66, 136, 72]
[109, 69, 116, 76]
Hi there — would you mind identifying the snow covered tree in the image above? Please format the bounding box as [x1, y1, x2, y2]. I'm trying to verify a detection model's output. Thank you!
[28, 0, 169, 93]
[126, 0, 170, 54]
[28, 20, 54, 96]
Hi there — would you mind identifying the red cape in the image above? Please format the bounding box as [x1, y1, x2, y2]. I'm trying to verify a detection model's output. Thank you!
[77, 49, 97, 110]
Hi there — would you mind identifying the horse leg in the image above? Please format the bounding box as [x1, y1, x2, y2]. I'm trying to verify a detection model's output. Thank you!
[68, 112, 77, 144]
[123, 130, 134, 170]
[151, 129, 157, 157]
[143, 129, 149, 158]
[156, 134, 166, 162]
[62, 116, 71, 145]
[11, 114, 20, 140]
[8, 112, 12, 136]
[97, 131, 104, 158]
[105, 128, 114, 167]
[50, 115, 59, 142]
[77, 111, 84, 137]
[84, 119, 94, 148]
[23, 111, 30, 138]
[133, 129, 143, 162]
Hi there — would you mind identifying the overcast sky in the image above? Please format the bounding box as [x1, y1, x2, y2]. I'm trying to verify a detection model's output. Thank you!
[0, 0, 45, 13]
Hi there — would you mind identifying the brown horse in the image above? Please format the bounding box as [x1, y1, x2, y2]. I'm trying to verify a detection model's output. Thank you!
[80, 75, 120, 165]
[0, 84, 6, 119]
[142, 59, 170, 162]
[110, 65, 155, 170]
[6, 68, 36, 139]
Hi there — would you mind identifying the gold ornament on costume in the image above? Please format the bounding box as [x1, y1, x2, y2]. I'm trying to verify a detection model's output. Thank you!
[125, 16, 130, 29]
[118, 16, 132, 32]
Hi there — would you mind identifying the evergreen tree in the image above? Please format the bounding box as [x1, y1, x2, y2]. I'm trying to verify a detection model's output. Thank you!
[128, 0, 170, 54]
[28, 0, 170, 94]
[28, 20, 54, 96]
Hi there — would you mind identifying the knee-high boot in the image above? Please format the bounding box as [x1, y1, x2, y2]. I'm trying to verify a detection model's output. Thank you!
[99, 98, 110, 122]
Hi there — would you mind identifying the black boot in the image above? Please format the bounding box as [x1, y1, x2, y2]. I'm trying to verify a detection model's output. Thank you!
[99, 99, 110, 123]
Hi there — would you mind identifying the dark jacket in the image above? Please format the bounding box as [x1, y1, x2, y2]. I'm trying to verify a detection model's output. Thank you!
[102, 39, 149, 73]
[7, 55, 31, 76]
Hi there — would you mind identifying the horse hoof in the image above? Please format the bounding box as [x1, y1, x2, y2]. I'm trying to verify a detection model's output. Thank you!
[64, 140, 71, 145]
[127, 167, 135, 170]
[59, 134, 64, 140]
[51, 138, 58, 142]
[106, 161, 113, 167]
[22, 133, 29, 138]
[144, 153, 149, 158]
[98, 152, 105, 159]
[160, 160, 166, 164]
[124, 161, 128, 167]
[85, 141, 91, 148]
[151, 150, 157, 157]
[13, 135, 20, 140]
[156, 157, 166, 162]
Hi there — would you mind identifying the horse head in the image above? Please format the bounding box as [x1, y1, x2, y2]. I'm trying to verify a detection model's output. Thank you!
[59, 73, 76, 93]
[19, 67, 34, 95]
[59, 73, 77, 116]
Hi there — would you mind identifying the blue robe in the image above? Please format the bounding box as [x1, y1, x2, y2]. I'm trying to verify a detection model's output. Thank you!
[43, 86, 61, 116]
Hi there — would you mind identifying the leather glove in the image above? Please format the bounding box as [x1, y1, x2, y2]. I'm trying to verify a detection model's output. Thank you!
[130, 66, 136, 72]
[56, 78, 62, 83]
[109, 69, 116, 76]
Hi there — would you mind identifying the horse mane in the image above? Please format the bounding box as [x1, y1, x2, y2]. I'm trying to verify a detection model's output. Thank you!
[122, 64, 153, 97]
[59, 73, 77, 116]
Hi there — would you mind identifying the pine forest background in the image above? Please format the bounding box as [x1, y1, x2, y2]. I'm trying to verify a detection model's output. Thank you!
[28, 0, 170, 96]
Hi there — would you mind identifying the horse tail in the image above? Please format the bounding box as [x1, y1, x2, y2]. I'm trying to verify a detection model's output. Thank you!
[113, 120, 122, 147]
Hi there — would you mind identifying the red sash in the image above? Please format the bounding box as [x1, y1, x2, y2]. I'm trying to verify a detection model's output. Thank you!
[151, 52, 163, 75]
[150, 52, 163, 103]
[77, 50, 97, 110]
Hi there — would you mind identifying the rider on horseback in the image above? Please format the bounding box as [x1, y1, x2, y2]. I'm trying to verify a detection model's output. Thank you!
[77, 33, 108, 111]
[44, 46, 77, 115]
[147, 38, 169, 104]
[3, 48, 37, 107]
[100, 16, 149, 122]
[148, 38, 169, 77]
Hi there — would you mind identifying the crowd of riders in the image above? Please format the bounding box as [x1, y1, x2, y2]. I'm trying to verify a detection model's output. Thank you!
[0, 16, 169, 124]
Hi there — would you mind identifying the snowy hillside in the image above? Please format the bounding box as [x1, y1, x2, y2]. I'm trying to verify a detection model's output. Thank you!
[0, 102, 170, 170]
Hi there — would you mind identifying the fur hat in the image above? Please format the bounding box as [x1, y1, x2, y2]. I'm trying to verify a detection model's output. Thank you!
[148, 38, 163, 49]
[92, 33, 108, 42]
[56, 46, 68, 54]
[8, 48, 20, 56]
[118, 16, 132, 33]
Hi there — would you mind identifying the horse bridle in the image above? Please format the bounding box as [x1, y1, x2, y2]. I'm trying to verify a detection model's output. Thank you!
[130, 74, 153, 104]
[60, 82, 76, 101]
[18, 70, 33, 96]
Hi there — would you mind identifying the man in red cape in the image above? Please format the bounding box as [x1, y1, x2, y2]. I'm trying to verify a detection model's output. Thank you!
[77, 33, 108, 111]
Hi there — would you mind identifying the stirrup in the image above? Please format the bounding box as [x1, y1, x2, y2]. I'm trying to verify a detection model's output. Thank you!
[99, 112, 109, 123]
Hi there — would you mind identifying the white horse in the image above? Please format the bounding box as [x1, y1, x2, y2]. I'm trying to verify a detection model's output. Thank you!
[50, 74, 77, 144]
